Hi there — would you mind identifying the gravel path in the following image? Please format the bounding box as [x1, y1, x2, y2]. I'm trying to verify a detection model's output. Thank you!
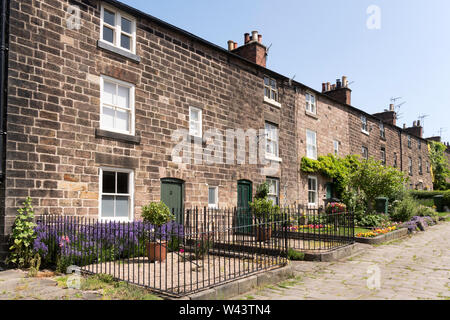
[234, 222, 450, 300]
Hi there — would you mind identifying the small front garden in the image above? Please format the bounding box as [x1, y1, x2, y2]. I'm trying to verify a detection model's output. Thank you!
[301, 153, 449, 242]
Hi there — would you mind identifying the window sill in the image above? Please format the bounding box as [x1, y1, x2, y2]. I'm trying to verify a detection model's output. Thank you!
[96, 128, 141, 144]
[305, 111, 318, 119]
[362, 130, 370, 136]
[380, 136, 386, 141]
[97, 40, 141, 63]
[265, 154, 283, 163]
[264, 96, 282, 108]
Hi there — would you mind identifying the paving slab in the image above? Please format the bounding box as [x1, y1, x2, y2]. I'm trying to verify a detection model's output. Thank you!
[233, 222, 450, 300]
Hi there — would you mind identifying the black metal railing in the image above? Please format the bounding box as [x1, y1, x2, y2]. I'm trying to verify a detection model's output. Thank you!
[33, 206, 354, 297]
[282, 206, 355, 252]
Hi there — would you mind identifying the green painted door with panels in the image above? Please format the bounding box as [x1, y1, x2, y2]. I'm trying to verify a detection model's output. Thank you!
[161, 179, 184, 223]
[237, 180, 252, 234]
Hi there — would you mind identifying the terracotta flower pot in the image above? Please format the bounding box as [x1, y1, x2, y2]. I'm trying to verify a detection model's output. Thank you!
[255, 226, 272, 242]
[146, 241, 168, 262]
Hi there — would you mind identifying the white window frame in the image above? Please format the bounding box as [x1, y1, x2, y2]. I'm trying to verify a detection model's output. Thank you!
[189, 106, 203, 138]
[408, 157, 413, 175]
[264, 76, 278, 102]
[394, 153, 398, 168]
[381, 148, 386, 165]
[407, 135, 412, 148]
[100, 75, 135, 136]
[362, 146, 368, 160]
[99, 167, 134, 222]
[265, 122, 280, 160]
[305, 92, 316, 114]
[380, 123, 385, 139]
[208, 186, 219, 209]
[333, 140, 339, 156]
[100, 4, 137, 54]
[361, 115, 369, 134]
[418, 157, 423, 174]
[306, 129, 317, 160]
[308, 176, 318, 206]
[266, 178, 280, 206]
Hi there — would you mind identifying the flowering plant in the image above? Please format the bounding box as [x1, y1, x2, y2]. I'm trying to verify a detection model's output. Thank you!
[356, 226, 397, 238]
[33, 217, 184, 270]
[325, 202, 347, 214]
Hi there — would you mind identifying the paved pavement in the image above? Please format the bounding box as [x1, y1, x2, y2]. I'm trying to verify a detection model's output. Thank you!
[234, 222, 450, 300]
[0, 269, 101, 300]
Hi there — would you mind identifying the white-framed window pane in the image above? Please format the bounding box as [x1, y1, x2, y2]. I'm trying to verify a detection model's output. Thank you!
[103, 9, 115, 26]
[103, 26, 114, 43]
[102, 171, 116, 193]
[103, 82, 116, 105]
[308, 177, 317, 204]
[115, 196, 129, 218]
[102, 106, 115, 129]
[102, 196, 115, 218]
[117, 86, 130, 109]
[121, 34, 131, 50]
[267, 178, 279, 205]
[101, 170, 132, 220]
[121, 17, 132, 33]
[115, 110, 130, 132]
[190, 109, 199, 121]
[208, 187, 218, 208]
[117, 172, 129, 194]
[306, 130, 317, 159]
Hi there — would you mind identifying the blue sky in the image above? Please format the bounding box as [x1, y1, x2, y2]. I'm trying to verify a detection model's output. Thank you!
[122, 0, 450, 142]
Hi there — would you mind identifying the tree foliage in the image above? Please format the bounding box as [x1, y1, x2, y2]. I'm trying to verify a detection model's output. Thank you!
[301, 155, 407, 212]
[349, 158, 407, 210]
[428, 141, 450, 190]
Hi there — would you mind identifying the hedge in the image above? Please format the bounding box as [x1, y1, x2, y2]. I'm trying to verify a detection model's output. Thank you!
[409, 190, 450, 208]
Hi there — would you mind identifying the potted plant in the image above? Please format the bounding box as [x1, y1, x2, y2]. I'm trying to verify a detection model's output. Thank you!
[141, 201, 175, 262]
[249, 183, 280, 242]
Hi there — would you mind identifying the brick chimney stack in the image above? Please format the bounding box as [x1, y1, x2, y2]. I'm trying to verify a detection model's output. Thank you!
[228, 31, 267, 67]
[322, 76, 352, 105]
[373, 104, 397, 126]
[404, 120, 424, 138]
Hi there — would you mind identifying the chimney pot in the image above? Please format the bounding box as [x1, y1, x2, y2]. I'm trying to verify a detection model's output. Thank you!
[322, 83, 326, 92]
[258, 34, 262, 43]
[342, 76, 348, 87]
[389, 104, 395, 112]
[417, 120, 421, 127]
[244, 33, 250, 44]
[326, 82, 331, 91]
[227, 40, 234, 51]
[234, 42, 238, 49]
[413, 121, 417, 127]
[403, 124, 406, 129]
[251, 31, 258, 41]
[336, 79, 342, 89]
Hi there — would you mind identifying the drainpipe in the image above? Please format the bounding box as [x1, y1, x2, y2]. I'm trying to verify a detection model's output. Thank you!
[0, 0, 8, 183]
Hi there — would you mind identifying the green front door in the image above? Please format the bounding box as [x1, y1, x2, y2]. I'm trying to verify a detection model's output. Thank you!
[161, 179, 184, 223]
[326, 183, 333, 199]
[237, 180, 252, 234]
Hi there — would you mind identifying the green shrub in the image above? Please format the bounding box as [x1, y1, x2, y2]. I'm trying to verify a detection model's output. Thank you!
[141, 201, 174, 227]
[415, 198, 435, 208]
[7, 197, 37, 268]
[390, 196, 418, 222]
[415, 205, 438, 218]
[355, 213, 391, 228]
[255, 182, 269, 200]
[287, 248, 305, 261]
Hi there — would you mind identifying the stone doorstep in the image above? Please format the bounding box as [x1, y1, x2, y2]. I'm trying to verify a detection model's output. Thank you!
[184, 264, 295, 301]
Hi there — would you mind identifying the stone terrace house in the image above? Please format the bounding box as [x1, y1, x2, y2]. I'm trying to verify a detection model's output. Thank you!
[0, 0, 434, 257]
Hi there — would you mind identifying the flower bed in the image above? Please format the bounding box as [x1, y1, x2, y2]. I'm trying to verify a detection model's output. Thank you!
[33, 217, 184, 272]
[356, 226, 398, 238]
